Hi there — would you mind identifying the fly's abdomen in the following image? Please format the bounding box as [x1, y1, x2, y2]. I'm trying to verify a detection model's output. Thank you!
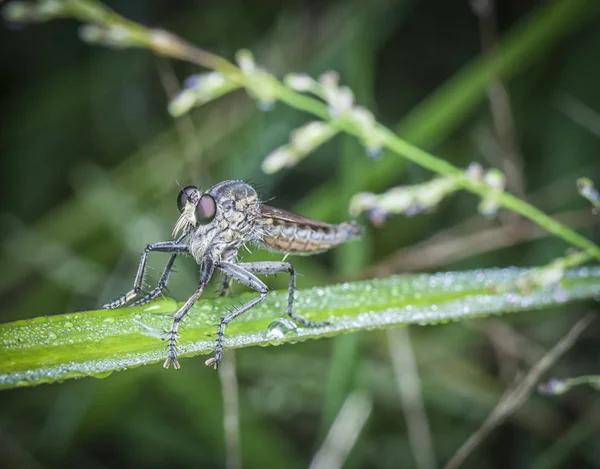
[260, 220, 362, 255]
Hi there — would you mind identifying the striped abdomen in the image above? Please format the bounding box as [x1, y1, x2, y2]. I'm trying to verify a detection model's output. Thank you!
[258, 205, 362, 255]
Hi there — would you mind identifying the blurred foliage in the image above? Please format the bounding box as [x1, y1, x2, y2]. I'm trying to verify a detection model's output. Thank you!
[1, 0, 600, 469]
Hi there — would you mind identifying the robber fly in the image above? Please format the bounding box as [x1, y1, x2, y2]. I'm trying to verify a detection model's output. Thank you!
[103, 180, 362, 370]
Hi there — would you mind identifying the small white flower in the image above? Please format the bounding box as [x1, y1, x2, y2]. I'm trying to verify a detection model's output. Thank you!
[466, 162, 484, 181]
[290, 121, 335, 153]
[284, 73, 315, 92]
[168, 89, 197, 116]
[484, 169, 506, 191]
[235, 49, 257, 75]
[262, 146, 298, 174]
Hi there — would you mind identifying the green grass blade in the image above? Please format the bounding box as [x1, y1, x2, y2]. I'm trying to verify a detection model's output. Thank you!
[2, 266, 599, 390]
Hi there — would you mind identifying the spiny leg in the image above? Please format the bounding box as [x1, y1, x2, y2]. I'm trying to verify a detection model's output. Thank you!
[237, 261, 329, 327]
[207, 262, 269, 369]
[103, 241, 188, 309]
[163, 257, 215, 370]
[131, 253, 177, 307]
[163, 287, 204, 370]
[218, 275, 233, 298]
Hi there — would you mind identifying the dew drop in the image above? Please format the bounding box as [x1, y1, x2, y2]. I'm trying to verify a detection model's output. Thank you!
[265, 318, 298, 341]
[92, 370, 114, 380]
[553, 287, 569, 304]
[504, 292, 519, 305]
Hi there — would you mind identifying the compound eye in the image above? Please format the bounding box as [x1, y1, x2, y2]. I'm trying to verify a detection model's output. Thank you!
[195, 194, 216, 224]
[176, 186, 198, 213]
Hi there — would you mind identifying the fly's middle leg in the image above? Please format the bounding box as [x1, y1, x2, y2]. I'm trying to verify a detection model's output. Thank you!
[163, 257, 215, 370]
[208, 262, 269, 369]
[236, 261, 330, 327]
[218, 275, 233, 298]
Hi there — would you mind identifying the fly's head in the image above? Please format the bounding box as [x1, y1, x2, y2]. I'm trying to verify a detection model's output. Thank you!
[173, 185, 216, 239]
[173, 181, 261, 261]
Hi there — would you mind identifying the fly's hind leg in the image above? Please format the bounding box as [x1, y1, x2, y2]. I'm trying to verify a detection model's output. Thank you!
[236, 261, 330, 327]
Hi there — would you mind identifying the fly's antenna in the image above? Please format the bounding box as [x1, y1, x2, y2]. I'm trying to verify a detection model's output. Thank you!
[176, 180, 203, 193]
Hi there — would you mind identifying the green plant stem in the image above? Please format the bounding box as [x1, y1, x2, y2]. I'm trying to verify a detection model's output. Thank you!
[24, 0, 600, 263]
[375, 129, 600, 262]
[297, 0, 600, 222]
[2, 266, 599, 390]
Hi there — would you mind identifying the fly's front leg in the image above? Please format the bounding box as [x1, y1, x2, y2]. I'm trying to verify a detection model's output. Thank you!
[105, 232, 190, 309]
[163, 257, 215, 370]
[206, 262, 269, 369]
[238, 261, 330, 327]
[102, 241, 188, 309]
[131, 253, 177, 307]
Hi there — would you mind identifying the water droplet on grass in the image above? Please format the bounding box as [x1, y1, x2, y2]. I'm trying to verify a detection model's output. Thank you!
[265, 318, 298, 341]
[91, 370, 114, 380]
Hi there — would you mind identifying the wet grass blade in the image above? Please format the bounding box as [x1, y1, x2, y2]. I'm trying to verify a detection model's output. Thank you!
[2, 266, 599, 390]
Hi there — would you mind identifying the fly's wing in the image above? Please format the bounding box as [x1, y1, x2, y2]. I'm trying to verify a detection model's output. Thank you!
[260, 205, 335, 229]
[258, 205, 362, 255]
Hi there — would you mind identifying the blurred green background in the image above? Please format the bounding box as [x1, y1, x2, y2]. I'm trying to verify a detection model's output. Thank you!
[1, 0, 600, 468]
